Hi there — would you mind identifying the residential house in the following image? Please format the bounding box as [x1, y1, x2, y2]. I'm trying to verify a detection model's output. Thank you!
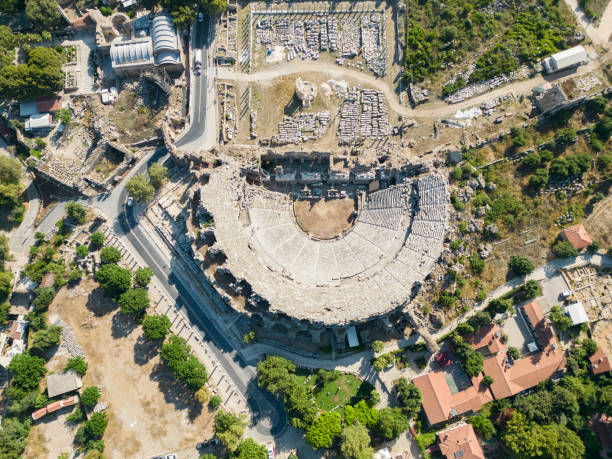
[560, 224, 592, 251]
[46, 371, 83, 398]
[589, 348, 611, 375]
[412, 368, 493, 426]
[481, 301, 566, 399]
[437, 423, 485, 459]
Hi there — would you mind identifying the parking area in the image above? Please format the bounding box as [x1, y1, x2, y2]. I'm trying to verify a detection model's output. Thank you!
[501, 313, 533, 356]
[540, 274, 571, 310]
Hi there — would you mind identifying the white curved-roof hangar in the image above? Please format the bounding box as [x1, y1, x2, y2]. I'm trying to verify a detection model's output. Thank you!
[151, 13, 179, 53]
[110, 40, 153, 66]
[200, 166, 449, 326]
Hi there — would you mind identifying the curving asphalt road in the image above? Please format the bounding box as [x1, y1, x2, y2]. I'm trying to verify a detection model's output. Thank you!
[175, 18, 211, 149]
[111, 149, 287, 437]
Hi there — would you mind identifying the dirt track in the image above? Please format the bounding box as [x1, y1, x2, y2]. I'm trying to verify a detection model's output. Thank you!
[219, 55, 602, 118]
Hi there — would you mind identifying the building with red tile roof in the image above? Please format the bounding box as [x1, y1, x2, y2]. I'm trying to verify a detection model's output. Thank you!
[412, 369, 493, 426]
[438, 423, 485, 459]
[466, 324, 504, 355]
[560, 224, 592, 250]
[592, 414, 612, 457]
[483, 301, 566, 399]
[31, 395, 79, 421]
[589, 348, 611, 375]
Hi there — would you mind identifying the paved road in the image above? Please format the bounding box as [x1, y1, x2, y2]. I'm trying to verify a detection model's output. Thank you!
[175, 18, 215, 151]
[111, 150, 286, 437]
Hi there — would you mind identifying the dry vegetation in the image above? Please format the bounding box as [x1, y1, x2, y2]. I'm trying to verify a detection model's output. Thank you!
[33, 279, 215, 459]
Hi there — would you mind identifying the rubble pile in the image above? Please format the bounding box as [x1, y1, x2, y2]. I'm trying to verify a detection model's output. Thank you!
[254, 12, 385, 75]
[444, 65, 530, 104]
[338, 87, 391, 145]
[274, 111, 330, 145]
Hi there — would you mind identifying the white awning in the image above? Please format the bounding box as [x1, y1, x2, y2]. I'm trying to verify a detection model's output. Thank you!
[527, 342, 538, 353]
[347, 326, 359, 348]
[564, 302, 589, 325]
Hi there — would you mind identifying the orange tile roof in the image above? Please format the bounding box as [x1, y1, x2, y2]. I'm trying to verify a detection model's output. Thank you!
[483, 301, 566, 399]
[412, 370, 493, 425]
[590, 348, 611, 375]
[31, 407, 47, 420]
[36, 97, 62, 113]
[466, 324, 504, 354]
[438, 424, 485, 459]
[561, 224, 592, 250]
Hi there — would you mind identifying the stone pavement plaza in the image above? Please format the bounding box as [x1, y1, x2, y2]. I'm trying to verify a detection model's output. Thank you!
[200, 165, 448, 325]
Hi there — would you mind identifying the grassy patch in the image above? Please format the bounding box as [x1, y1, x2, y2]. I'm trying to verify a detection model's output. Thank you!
[313, 374, 361, 413]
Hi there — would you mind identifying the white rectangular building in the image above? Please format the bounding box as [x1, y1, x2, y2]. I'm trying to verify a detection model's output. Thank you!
[543, 46, 588, 73]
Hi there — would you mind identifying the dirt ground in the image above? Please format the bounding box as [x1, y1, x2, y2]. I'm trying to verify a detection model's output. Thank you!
[32, 279, 215, 459]
[294, 197, 356, 239]
[584, 194, 612, 246]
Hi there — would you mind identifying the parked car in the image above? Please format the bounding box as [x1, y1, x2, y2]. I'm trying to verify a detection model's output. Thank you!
[126, 196, 133, 207]
[266, 440, 275, 459]
[197, 438, 218, 448]
[165, 455, 177, 459]
[198, 12, 204, 22]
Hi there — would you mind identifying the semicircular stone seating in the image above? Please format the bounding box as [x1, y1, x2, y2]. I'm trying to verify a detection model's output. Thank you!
[200, 165, 448, 326]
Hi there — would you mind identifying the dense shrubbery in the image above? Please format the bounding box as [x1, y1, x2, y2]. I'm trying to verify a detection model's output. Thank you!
[404, 0, 575, 89]
[450, 333, 484, 377]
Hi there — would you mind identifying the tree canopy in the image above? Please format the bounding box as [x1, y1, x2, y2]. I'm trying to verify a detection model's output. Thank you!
[95, 263, 132, 299]
[0, 46, 63, 100]
[65, 202, 86, 224]
[100, 246, 121, 264]
[395, 378, 422, 419]
[30, 325, 62, 356]
[509, 255, 535, 276]
[213, 410, 245, 452]
[133, 267, 154, 287]
[160, 334, 208, 390]
[376, 407, 408, 440]
[231, 438, 267, 459]
[142, 314, 171, 341]
[306, 411, 342, 449]
[118, 288, 150, 323]
[148, 163, 168, 189]
[25, 0, 62, 29]
[8, 353, 46, 393]
[81, 386, 100, 408]
[126, 174, 155, 202]
[340, 423, 374, 459]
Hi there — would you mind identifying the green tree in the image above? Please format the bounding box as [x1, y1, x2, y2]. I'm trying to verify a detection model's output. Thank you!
[395, 378, 422, 419]
[467, 311, 492, 330]
[487, 297, 512, 315]
[456, 322, 475, 336]
[214, 410, 245, 452]
[8, 353, 46, 393]
[522, 153, 541, 170]
[0, 156, 23, 185]
[89, 231, 104, 248]
[161, 334, 208, 390]
[64, 357, 88, 376]
[469, 412, 495, 439]
[510, 126, 527, 147]
[133, 267, 154, 287]
[170, 4, 196, 28]
[509, 255, 535, 276]
[482, 375, 494, 386]
[550, 305, 574, 332]
[76, 244, 88, 257]
[529, 168, 549, 189]
[582, 338, 598, 356]
[81, 386, 100, 408]
[210, 395, 222, 409]
[84, 412, 108, 438]
[142, 314, 171, 340]
[68, 269, 82, 284]
[25, 0, 62, 29]
[118, 288, 150, 323]
[599, 385, 612, 416]
[340, 423, 374, 459]
[30, 325, 62, 355]
[552, 240, 578, 258]
[464, 351, 484, 377]
[306, 411, 342, 449]
[376, 407, 408, 440]
[95, 264, 131, 299]
[0, 417, 31, 458]
[0, 270, 12, 300]
[0, 0, 21, 13]
[587, 241, 601, 253]
[33, 287, 55, 311]
[508, 347, 520, 360]
[126, 174, 154, 202]
[231, 438, 267, 459]
[586, 95, 607, 114]
[371, 340, 384, 353]
[344, 400, 380, 429]
[56, 108, 72, 124]
[100, 246, 121, 264]
[148, 163, 168, 189]
[65, 202, 86, 224]
[594, 116, 612, 141]
[469, 255, 486, 274]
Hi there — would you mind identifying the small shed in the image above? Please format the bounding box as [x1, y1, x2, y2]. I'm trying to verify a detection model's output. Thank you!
[25, 113, 52, 131]
[564, 302, 589, 325]
[590, 348, 611, 375]
[46, 372, 82, 398]
[560, 224, 592, 250]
